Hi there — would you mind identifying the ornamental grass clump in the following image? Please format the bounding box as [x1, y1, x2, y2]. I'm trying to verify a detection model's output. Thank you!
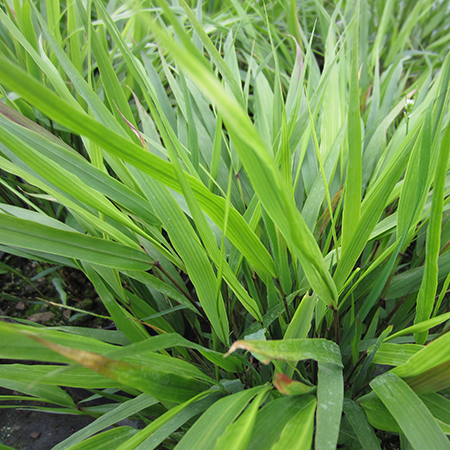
[1, 0, 450, 448]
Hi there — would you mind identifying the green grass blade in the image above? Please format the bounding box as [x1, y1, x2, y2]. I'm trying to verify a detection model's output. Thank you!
[343, 399, 381, 450]
[248, 396, 316, 450]
[341, 0, 362, 253]
[0, 8, 74, 104]
[0, 103, 160, 227]
[315, 362, 344, 450]
[371, 373, 450, 450]
[115, 391, 217, 450]
[177, 0, 244, 106]
[106, 333, 242, 373]
[174, 386, 268, 450]
[212, 386, 271, 450]
[0, 214, 154, 270]
[370, 343, 423, 367]
[0, 376, 75, 408]
[130, 393, 221, 450]
[390, 332, 450, 393]
[57, 427, 138, 450]
[225, 338, 342, 366]
[125, 173, 229, 343]
[414, 123, 450, 343]
[52, 394, 157, 450]
[83, 264, 149, 343]
[270, 396, 316, 450]
[143, 8, 338, 307]
[26, 336, 212, 403]
[281, 292, 316, 376]
[0, 55, 276, 278]
[333, 122, 421, 290]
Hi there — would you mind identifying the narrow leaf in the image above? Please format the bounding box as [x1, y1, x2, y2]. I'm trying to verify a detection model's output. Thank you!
[225, 339, 342, 367]
[371, 373, 450, 449]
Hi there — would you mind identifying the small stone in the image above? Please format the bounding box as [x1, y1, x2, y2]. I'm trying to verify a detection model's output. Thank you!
[15, 302, 25, 310]
[63, 309, 71, 320]
[30, 431, 41, 439]
[27, 312, 55, 323]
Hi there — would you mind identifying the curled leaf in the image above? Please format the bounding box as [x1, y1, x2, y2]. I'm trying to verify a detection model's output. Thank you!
[224, 339, 342, 367]
[273, 373, 316, 395]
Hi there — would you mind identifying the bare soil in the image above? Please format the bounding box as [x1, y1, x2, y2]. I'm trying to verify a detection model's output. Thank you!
[0, 254, 124, 449]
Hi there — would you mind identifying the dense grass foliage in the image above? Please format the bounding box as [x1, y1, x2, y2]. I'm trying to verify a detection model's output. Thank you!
[1, 0, 450, 448]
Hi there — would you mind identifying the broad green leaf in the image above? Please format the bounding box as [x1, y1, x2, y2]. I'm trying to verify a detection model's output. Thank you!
[0, 322, 214, 402]
[343, 399, 381, 450]
[415, 122, 450, 343]
[53, 394, 158, 450]
[61, 427, 139, 450]
[116, 391, 218, 450]
[402, 360, 450, 394]
[83, 264, 149, 343]
[273, 373, 316, 395]
[0, 55, 276, 278]
[392, 331, 450, 379]
[212, 385, 271, 450]
[175, 386, 267, 450]
[24, 336, 213, 403]
[0, 321, 117, 363]
[371, 372, 450, 449]
[0, 444, 16, 450]
[106, 333, 242, 373]
[359, 391, 401, 433]
[315, 362, 344, 450]
[341, 0, 361, 254]
[133, 393, 222, 450]
[225, 338, 342, 367]
[141, 10, 338, 308]
[0, 214, 154, 270]
[369, 343, 424, 367]
[283, 292, 316, 341]
[421, 393, 450, 430]
[0, 376, 75, 408]
[248, 395, 317, 450]
[270, 396, 316, 450]
[0, 364, 122, 389]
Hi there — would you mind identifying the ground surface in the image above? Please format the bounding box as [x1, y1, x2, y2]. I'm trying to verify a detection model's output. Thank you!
[0, 394, 95, 450]
[0, 255, 123, 449]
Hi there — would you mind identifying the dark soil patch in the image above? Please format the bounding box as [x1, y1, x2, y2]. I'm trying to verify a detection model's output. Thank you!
[0, 397, 95, 450]
[0, 386, 141, 450]
[0, 254, 111, 328]
[0, 254, 124, 449]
